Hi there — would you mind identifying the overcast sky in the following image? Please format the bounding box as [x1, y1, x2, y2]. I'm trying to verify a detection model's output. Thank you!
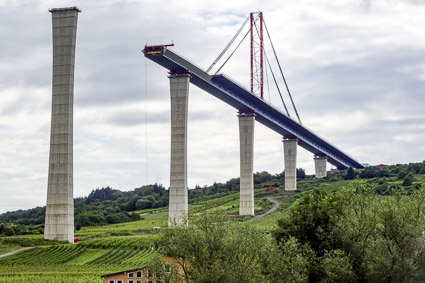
[1, 0, 424, 213]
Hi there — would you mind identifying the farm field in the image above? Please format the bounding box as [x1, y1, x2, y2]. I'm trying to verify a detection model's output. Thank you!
[2, 165, 424, 282]
[0, 238, 158, 282]
[0, 178, 372, 282]
[0, 187, 284, 282]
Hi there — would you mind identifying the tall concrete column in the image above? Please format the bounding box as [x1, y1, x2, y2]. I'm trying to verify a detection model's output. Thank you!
[283, 136, 298, 191]
[314, 155, 327, 178]
[45, 7, 81, 243]
[168, 74, 190, 227]
[238, 112, 255, 216]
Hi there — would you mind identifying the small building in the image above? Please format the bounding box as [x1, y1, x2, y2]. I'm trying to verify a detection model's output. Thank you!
[101, 266, 169, 283]
[101, 255, 183, 283]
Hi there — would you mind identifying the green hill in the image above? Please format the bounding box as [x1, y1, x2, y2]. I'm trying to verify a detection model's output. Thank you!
[1, 161, 425, 282]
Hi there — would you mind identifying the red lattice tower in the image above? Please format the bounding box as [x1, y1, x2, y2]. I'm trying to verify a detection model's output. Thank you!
[250, 12, 264, 99]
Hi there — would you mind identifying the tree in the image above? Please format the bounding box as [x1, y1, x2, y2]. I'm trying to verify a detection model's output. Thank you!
[345, 167, 356, 180]
[260, 237, 311, 282]
[159, 214, 271, 283]
[362, 192, 425, 282]
[397, 170, 407, 180]
[297, 168, 306, 179]
[136, 199, 152, 210]
[274, 186, 425, 282]
[274, 188, 345, 257]
[402, 172, 415, 186]
[320, 249, 355, 282]
[2, 224, 17, 236]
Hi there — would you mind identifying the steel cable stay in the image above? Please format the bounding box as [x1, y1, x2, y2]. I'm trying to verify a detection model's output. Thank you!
[214, 28, 250, 75]
[264, 51, 272, 104]
[264, 51, 291, 117]
[263, 19, 302, 124]
[207, 16, 249, 73]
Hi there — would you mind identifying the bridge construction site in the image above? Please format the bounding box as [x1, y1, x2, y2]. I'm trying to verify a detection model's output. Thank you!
[45, 7, 363, 242]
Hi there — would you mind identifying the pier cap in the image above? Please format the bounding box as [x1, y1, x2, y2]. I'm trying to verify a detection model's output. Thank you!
[49, 6, 81, 13]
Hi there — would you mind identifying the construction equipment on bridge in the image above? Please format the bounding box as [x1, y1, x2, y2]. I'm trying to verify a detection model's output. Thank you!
[144, 43, 174, 56]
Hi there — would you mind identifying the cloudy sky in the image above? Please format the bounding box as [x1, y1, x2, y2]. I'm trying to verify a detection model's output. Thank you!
[1, 0, 424, 213]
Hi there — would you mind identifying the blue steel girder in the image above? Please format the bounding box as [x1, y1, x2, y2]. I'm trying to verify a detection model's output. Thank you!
[143, 46, 364, 170]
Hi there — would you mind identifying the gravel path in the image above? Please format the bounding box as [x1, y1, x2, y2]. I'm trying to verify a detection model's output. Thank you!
[249, 197, 281, 221]
[0, 247, 32, 259]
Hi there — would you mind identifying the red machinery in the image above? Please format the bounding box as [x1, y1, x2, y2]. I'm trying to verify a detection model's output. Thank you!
[143, 43, 174, 56]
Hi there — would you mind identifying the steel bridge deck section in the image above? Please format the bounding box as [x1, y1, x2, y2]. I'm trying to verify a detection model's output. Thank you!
[144, 47, 363, 169]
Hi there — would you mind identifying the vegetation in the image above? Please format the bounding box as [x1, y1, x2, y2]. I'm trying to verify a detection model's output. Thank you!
[274, 187, 425, 282]
[1, 161, 425, 282]
[0, 172, 284, 234]
[159, 214, 271, 282]
[0, 237, 160, 282]
[160, 185, 425, 282]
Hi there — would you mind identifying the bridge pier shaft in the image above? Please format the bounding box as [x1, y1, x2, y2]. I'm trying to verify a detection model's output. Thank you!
[314, 155, 327, 178]
[168, 74, 190, 227]
[283, 136, 298, 191]
[238, 112, 255, 216]
[45, 7, 81, 243]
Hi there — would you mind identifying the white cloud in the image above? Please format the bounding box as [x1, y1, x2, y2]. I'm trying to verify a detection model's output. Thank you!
[1, 0, 425, 213]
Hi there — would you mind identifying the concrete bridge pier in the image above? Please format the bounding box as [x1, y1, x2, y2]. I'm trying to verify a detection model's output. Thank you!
[168, 73, 190, 227]
[44, 7, 81, 243]
[283, 136, 298, 191]
[314, 155, 327, 178]
[238, 112, 255, 216]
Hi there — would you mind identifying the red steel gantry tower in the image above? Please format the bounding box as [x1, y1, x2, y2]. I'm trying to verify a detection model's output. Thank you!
[250, 12, 264, 99]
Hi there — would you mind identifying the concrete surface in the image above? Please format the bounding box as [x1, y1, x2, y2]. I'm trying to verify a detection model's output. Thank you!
[283, 137, 298, 191]
[238, 113, 255, 216]
[168, 74, 190, 227]
[314, 156, 327, 178]
[45, 7, 80, 243]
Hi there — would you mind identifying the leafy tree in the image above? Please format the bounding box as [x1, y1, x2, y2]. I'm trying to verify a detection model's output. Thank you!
[297, 168, 306, 179]
[3, 224, 17, 236]
[136, 199, 152, 210]
[274, 188, 345, 257]
[159, 214, 270, 283]
[254, 171, 273, 184]
[260, 237, 311, 282]
[345, 167, 356, 180]
[274, 186, 425, 282]
[359, 166, 389, 179]
[363, 192, 425, 282]
[397, 170, 407, 180]
[320, 249, 355, 282]
[402, 172, 415, 186]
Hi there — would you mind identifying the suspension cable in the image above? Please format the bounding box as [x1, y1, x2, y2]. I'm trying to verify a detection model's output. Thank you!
[264, 51, 290, 117]
[263, 19, 302, 124]
[215, 28, 250, 75]
[207, 16, 249, 73]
